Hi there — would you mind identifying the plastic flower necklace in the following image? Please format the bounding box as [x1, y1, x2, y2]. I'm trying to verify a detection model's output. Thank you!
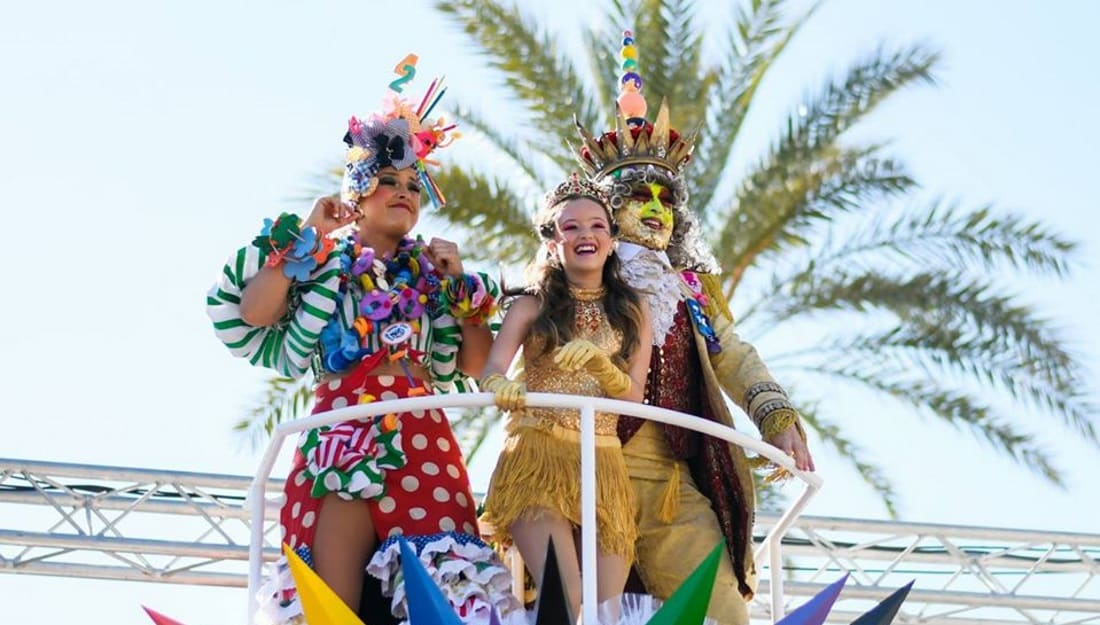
[320, 236, 442, 391]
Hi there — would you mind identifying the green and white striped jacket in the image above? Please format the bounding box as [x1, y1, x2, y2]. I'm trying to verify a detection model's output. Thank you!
[206, 240, 498, 392]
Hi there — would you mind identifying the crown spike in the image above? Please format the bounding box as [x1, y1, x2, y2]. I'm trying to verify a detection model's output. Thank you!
[617, 106, 637, 154]
[652, 97, 671, 155]
[574, 116, 606, 171]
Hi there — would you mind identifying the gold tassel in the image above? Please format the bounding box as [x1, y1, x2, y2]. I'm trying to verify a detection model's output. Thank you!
[658, 461, 680, 523]
[482, 425, 637, 557]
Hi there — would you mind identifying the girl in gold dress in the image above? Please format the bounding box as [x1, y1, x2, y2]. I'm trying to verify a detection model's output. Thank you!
[480, 173, 653, 618]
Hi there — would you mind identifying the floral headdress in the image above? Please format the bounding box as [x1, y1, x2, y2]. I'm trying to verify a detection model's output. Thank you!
[341, 54, 459, 209]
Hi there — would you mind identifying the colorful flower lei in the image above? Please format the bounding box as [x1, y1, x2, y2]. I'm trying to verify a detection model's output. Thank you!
[320, 236, 442, 379]
[440, 272, 498, 327]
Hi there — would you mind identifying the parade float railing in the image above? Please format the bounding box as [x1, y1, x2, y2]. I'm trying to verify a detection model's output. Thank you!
[247, 392, 824, 625]
[4, 457, 1100, 623]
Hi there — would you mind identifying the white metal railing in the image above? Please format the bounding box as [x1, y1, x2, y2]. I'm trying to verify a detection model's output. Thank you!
[247, 392, 823, 625]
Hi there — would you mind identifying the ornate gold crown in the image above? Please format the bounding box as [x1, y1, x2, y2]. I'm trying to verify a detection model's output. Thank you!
[572, 31, 697, 179]
[543, 171, 611, 210]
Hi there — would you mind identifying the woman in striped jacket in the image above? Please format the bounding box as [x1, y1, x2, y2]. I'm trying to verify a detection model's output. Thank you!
[206, 69, 521, 625]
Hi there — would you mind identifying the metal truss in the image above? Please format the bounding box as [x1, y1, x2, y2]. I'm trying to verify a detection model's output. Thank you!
[0, 457, 283, 587]
[752, 515, 1100, 625]
[3, 457, 1098, 624]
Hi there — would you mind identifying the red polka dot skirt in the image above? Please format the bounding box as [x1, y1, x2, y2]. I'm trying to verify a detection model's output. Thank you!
[254, 366, 521, 625]
[284, 372, 479, 547]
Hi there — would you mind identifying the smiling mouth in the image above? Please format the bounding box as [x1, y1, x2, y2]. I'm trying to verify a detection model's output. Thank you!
[390, 202, 412, 212]
[574, 243, 597, 255]
[641, 218, 664, 230]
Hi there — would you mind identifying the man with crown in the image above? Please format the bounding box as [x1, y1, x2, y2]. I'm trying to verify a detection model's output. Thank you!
[571, 31, 816, 624]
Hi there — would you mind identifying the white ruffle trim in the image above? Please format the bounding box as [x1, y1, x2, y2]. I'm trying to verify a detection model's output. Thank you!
[619, 246, 682, 344]
[367, 533, 525, 625]
[253, 556, 306, 625]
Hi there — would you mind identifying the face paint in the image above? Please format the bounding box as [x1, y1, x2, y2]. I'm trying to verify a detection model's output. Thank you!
[615, 181, 675, 250]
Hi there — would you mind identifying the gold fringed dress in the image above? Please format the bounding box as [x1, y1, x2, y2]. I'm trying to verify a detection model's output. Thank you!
[481, 290, 638, 558]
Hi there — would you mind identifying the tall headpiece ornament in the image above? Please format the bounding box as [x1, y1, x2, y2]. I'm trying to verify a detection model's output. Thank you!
[573, 31, 697, 179]
[341, 53, 460, 209]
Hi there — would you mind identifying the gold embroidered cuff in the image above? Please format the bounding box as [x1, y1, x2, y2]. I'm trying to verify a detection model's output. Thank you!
[760, 406, 798, 439]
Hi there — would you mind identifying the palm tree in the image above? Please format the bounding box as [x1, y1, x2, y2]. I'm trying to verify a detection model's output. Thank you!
[241, 0, 1094, 515]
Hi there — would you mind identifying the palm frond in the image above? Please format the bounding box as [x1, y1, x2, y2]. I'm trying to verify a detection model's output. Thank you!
[742, 200, 1079, 322]
[718, 146, 916, 290]
[690, 0, 817, 214]
[435, 0, 600, 171]
[722, 44, 938, 281]
[783, 43, 939, 154]
[796, 402, 899, 517]
[764, 270, 1097, 444]
[234, 373, 315, 450]
[816, 200, 1075, 277]
[804, 364, 1064, 486]
[450, 102, 547, 190]
[582, 24, 620, 121]
[432, 167, 539, 266]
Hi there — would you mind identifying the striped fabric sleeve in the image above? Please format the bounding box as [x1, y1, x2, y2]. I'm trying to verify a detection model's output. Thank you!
[428, 270, 501, 392]
[206, 244, 344, 378]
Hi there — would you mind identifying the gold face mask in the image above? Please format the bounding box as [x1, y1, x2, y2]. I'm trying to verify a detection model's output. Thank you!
[615, 182, 675, 250]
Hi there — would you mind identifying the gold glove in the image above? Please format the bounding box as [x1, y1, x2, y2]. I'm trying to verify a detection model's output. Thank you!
[553, 339, 603, 371]
[480, 373, 526, 412]
[554, 339, 631, 397]
[586, 355, 632, 396]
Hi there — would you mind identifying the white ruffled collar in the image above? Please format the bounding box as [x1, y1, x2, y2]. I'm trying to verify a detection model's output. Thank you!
[617, 242, 683, 345]
[617, 242, 672, 266]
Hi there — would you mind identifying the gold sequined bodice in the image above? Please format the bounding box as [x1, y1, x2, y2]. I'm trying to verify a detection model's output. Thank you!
[520, 295, 624, 435]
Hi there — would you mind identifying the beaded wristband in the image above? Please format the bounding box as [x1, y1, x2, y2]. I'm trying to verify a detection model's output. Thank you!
[252, 212, 334, 281]
[744, 381, 788, 407]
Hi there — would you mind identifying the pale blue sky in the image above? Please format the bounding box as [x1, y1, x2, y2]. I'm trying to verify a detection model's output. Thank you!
[1, 1, 1098, 623]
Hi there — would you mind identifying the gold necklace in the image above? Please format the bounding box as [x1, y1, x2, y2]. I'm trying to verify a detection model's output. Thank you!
[569, 285, 606, 302]
[570, 286, 605, 333]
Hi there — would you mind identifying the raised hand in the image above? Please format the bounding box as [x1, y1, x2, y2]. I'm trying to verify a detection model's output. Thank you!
[302, 196, 361, 235]
[422, 237, 466, 278]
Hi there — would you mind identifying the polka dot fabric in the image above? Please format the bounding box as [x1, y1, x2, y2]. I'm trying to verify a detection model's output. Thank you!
[281, 372, 479, 551]
[257, 366, 523, 625]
